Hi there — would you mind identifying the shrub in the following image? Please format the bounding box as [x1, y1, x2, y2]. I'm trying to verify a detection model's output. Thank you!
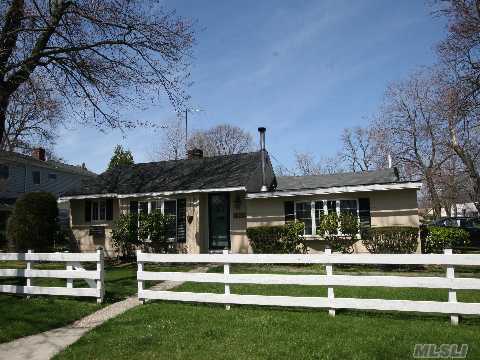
[423, 226, 470, 253]
[7, 192, 59, 252]
[316, 212, 359, 253]
[139, 211, 176, 253]
[111, 213, 141, 259]
[362, 227, 419, 254]
[247, 222, 306, 254]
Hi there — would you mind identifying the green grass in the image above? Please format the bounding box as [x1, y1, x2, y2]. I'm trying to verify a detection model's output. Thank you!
[54, 264, 480, 360]
[0, 261, 195, 343]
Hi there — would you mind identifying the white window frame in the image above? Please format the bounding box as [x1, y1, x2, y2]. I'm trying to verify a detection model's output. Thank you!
[294, 198, 360, 237]
[91, 199, 107, 222]
[134, 198, 178, 241]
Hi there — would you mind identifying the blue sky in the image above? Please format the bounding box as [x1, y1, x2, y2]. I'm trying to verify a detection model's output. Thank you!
[55, 0, 446, 173]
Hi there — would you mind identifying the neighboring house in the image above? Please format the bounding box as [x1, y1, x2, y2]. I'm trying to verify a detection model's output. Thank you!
[424, 203, 479, 218]
[0, 148, 96, 236]
[60, 128, 422, 256]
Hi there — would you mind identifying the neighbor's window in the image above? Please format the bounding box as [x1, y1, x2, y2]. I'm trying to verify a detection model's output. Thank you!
[0, 165, 9, 179]
[48, 173, 57, 181]
[32, 171, 41, 184]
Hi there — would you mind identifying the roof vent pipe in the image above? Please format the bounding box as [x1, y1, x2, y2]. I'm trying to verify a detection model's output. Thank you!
[388, 154, 392, 169]
[258, 127, 267, 192]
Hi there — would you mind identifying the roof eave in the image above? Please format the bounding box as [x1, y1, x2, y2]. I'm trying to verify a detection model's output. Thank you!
[245, 182, 423, 199]
[58, 186, 247, 201]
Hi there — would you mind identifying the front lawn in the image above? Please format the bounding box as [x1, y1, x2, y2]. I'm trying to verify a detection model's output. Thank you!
[54, 264, 480, 360]
[0, 261, 195, 343]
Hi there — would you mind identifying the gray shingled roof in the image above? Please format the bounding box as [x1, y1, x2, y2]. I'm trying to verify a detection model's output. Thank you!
[276, 168, 400, 191]
[66, 151, 276, 196]
[0, 151, 96, 177]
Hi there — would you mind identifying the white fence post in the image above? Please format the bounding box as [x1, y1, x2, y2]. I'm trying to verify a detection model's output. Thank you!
[224, 249, 231, 310]
[445, 248, 458, 325]
[325, 247, 335, 317]
[97, 249, 104, 304]
[137, 250, 145, 304]
[26, 249, 32, 299]
[66, 250, 73, 290]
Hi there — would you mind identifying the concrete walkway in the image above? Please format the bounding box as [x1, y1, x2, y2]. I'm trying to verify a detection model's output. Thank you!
[0, 266, 209, 360]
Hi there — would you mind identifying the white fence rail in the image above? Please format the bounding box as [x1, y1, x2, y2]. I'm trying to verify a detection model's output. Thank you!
[137, 249, 480, 324]
[0, 250, 104, 303]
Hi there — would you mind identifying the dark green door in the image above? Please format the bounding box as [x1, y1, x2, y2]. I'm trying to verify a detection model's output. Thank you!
[208, 193, 230, 250]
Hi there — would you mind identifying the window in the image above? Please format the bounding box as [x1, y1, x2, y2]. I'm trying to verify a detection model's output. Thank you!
[314, 201, 324, 227]
[48, 173, 57, 181]
[295, 202, 312, 235]
[32, 171, 40, 184]
[0, 165, 8, 179]
[340, 200, 357, 216]
[291, 199, 359, 237]
[87, 199, 112, 222]
[130, 199, 186, 242]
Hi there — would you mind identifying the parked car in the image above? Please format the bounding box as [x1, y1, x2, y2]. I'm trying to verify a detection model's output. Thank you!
[422, 217, 480, 249]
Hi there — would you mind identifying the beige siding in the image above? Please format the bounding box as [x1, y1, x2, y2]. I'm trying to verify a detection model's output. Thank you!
[245, 189, 420, 253]
[70, 198, 119, 256]
[230, 191, 250, 253]
[370, 189, 419, 227]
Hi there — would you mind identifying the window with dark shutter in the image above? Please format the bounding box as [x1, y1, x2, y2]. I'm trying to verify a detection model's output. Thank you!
[0, 165, 9, 179]
[176, 199, 186, 243]
[284, 201, 295, 223]
[358, 198, 371, 237]
[106, 199, 114, 220]
[85, 200, 92, 222]
[130, 201, 138, 214]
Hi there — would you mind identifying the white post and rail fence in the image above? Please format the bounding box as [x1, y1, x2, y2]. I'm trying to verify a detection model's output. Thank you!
[136, 249, 480, 325]
[0, 250, 104, 303]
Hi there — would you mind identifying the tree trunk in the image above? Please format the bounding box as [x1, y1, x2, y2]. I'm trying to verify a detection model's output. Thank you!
[425, 171, 442, 218]
[0, 93, 9, 149]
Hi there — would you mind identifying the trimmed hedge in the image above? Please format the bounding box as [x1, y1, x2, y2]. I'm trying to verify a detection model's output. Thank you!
[362, 227, 419, 254]
[246, 222, 307, 254]
[423, 226, 470, 254]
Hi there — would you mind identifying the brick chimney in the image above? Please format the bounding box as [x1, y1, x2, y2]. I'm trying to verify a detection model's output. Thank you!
[187, 148, 203, 160]
[32, 147, 46, 161]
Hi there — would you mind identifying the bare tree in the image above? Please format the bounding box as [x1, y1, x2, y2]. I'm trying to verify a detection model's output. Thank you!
[293, 151, 322, 176]
[435, 0, 480, 103]
[432, 0, 480, 211]
[340, 126, 384, 172]
[188, 124, 254, 157]
[291, 151, 342, 176]
[377, 70, 449, 217]
[1, 76, 61, 152]
[152, 116, 186, 161]
[0, 0, 194, 148]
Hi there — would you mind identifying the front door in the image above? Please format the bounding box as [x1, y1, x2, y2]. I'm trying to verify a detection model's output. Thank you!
[208, 193, 230, 250]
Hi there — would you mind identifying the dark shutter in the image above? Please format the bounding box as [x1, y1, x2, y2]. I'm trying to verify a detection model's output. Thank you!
[106, 199, 114, 220]
[85, 200, 91, 223]
[358, 198, 371, 238]
[176, 199, 187, 243]
[129, 201, 138, 214]
[284, 201, 295, 223]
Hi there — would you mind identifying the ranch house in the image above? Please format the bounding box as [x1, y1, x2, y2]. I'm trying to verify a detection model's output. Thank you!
[59, 128, 422, 256]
